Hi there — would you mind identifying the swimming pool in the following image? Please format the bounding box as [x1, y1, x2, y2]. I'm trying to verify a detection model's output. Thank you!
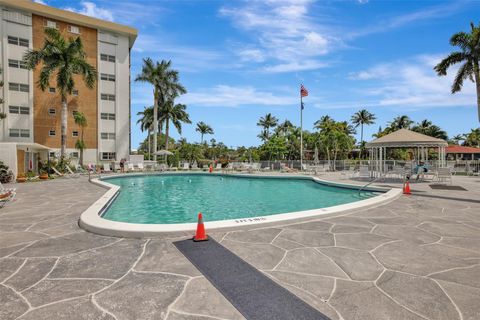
[101, 174, 378, 224]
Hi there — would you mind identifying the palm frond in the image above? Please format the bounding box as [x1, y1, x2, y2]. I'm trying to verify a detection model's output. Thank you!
[434, 52, 466, 76]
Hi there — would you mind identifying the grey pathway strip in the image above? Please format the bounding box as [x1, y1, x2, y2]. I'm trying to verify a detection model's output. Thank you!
[174, 238, 330, 320]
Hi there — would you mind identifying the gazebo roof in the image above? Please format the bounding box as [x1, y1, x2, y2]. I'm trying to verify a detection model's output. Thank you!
[366, 129, 448, 148]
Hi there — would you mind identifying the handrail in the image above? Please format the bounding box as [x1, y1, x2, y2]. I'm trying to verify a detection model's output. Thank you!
[358, 176, 383, 194]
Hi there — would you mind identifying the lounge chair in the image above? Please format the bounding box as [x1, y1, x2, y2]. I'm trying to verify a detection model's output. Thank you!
[52, 167, 66, 177]
[357, 166, 371, 180]
[0, 190, 16, 208]
[215, 163, 222, 170]
[280, 163, 297, 173]
[65, 166, 80, 178]
[127, 163, 135, 172]
[340, 166, 356, 180]
[0, 181, 16, 194]
[435, 167, 453, 184]
[137, 163, 145, 171]
[182, 163, 190, 170]
[102, 165, 112, 174]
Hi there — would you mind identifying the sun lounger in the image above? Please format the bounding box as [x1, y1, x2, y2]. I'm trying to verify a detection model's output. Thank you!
[357, 166, 371, 180]
[102, 165, 112, 174]
[65, 166, 80, 178]
[0, 181, 16, 194]
[0, 190, 16, 208]
[137, 163, 144, 171]
[215, 163, 222, 170]
[182, 163, 190, 170]
[435, 167, 453, 184]
[127, 163, 135, 172]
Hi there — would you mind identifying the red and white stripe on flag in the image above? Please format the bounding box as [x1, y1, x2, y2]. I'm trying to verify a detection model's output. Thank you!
[300, 84, 308, 97]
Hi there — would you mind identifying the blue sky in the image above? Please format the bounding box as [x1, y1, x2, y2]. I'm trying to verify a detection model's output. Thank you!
[38, 0, 480, 148]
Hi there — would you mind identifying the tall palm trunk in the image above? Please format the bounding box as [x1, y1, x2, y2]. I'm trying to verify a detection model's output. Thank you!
[360, 123, 364, 159]
[147, 128, 151, 160]
[61, 95, 67, 158]
[475, 66, 480, 123]
[80, 127, 84, 166]
[165, 117, 170, 150]
[153, 89, 158, 162]
[201, 134, 204, 144]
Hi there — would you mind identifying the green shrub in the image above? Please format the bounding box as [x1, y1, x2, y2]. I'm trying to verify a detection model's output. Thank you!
[0, 161, 13, 183]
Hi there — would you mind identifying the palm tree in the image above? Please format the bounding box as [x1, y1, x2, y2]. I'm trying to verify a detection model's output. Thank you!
[313, 115, 334, 131]
[464, 128, 480, 147]
[412, 120, 448, 140]
[137, 106, 154, 158]
[23, 27, 96, 158]
[388, 115, 413, 130]
[257, 113, 278, 140]
[135, 58, 186, 160]
[196, 121, 214, 144]
[73, 111, 87, 166]
[351, 109, 376, 146]
[276, 120, 293, 137]
[434, 22, 480, 122]
[451, 134, 464, 145]
[159, 101, 191, 150]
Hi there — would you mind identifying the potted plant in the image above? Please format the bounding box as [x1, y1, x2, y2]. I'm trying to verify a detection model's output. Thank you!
[16, 173, 26, 183]
[39, 169, 48, 180]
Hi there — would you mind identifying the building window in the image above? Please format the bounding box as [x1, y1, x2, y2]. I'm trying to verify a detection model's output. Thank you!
[7, 36, 29, 47]
[101, 113, 115, 120]
[72, 89, 79, 96]
[48, 108, 56, 115]
[49, 152, 56, 158]
[68, 25, 80, 34]
[9, 129, 30, 138]
[72, 131, 79, 137]
[8, 106, 28, 114]
[100, 54, 115, 62]
[100, 73, 115, 82]
[9, 83, 29, 92]
[101, 94, 115, 101]
[49, 87, 56, 93]
[45, 20, 57, 29]
[49, 130, 56, 136]
[101, 152, 116, 160]
[101, 132, 115, 140]
[8, 59, 28, 69]
[71, 152, 79, 158]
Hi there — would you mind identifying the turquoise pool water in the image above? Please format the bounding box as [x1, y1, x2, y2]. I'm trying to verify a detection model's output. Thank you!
[102, 174, 378, 224]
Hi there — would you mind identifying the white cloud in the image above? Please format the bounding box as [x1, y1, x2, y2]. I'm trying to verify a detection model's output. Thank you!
[179, 85, 298, 107]
[33, 0, 47, 5]
[237, 49, 265, 63]
[220, 0, 334, 73]
[350, 55, 476, 109]
[64, 1, 114, 21]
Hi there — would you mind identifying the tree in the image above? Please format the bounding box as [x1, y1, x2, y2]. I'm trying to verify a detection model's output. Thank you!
[159, 101, 191, 151]
[313, 115, 334, 131]
[464, 128, 480, 147]
[23, 27, 96, 158]
[389, 115, 413, 130]
[434, 22, 480, 122]
[451, 134, 465, 145]
[351, 109, 376, 146]
[317, 120, 354, 170]
[412, 119, 448, 140]
[73, 111, 87, 166]
[196, 121, 214, 144]
[135, 58, 186, 159]
[137, 106, 154, 159]
[257, 113, 278, 140]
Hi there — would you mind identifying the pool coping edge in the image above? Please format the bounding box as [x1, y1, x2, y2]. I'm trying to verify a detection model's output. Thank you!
[79, 173, 403, 238]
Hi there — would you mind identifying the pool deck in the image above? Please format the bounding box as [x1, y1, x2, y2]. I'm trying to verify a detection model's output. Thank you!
[1, 174, 480, 320]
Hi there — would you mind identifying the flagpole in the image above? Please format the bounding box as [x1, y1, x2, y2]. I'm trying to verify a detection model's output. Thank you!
[300, 88, 303, 169]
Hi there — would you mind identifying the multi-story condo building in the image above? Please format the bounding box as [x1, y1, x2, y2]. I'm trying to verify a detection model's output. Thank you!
[0, 0, 137, 177]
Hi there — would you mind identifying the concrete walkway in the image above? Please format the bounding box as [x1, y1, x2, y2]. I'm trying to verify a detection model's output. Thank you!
[1, 175, 479, 320]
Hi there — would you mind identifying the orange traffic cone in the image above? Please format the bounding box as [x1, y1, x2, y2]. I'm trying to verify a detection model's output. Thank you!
[193, 213, 208, 241]
[403, 181, 411, 195]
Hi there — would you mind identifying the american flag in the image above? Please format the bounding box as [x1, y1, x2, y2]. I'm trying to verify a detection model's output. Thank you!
[300, 84, 308, 97]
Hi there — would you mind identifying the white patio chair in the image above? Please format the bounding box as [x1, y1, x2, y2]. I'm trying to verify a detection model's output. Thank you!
[127, 163, 135, 172]
[0, 181, 16, 194]
[435, 167, 453, 184]
[102, 164, 112, 174]
[182, 163, 190, 170]
[0, 191, 16, 208]
[215, 163, 222, 170]
[65, 166, 80, 178]
[137, 163, 145, 171]
[358, 166, 371, 180]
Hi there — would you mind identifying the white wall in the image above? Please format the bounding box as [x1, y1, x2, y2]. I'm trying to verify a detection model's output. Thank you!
[0, 7, 33, 143]
[97, 31, 130, 162]
[0, 142, 17, 177]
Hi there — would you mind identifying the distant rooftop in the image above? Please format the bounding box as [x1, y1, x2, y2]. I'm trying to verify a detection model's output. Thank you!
[367, 129, 448, 147]
[446, 145, 480, 154]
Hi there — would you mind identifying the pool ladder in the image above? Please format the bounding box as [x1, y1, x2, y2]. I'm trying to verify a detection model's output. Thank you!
[357, 176, 382, 195]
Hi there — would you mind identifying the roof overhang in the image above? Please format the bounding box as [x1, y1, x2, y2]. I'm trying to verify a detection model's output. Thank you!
[16, 143, 53, 151]
[0, 0, 138, 47]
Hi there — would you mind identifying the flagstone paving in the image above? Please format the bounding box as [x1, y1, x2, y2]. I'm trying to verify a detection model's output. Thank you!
[1, 175, 479, 320]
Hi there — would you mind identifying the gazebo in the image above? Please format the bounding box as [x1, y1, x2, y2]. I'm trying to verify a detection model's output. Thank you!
[366, 129, 448, 176]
